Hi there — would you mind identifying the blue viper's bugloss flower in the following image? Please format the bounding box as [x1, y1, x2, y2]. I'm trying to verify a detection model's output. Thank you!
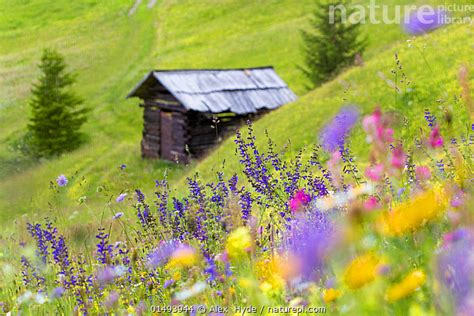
[56, 174, 68, 187]
[319, 106, 359, 152]
[403, 7, 447, 35]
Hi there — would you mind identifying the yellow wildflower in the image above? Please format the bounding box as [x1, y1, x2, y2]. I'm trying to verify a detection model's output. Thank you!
[255, 256, 285, 293]
[378, 188, 447, 236]
[386, 270, 426, 302]
[172, 271, 182, 281]
[344, 252, 381, 289]
[166, 246, 197, 269]
[323, 288, 342, 303]
[225, 227, 252, 259]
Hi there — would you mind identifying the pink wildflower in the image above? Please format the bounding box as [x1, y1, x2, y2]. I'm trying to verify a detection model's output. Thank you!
[365, 164, 384, 182]
[415, 166, 431, 181]
[364, 196, 379, 211]
[429, 126, 443, 148]
[363, 108, 394, 144]
[289, 189, 311, 213]
[390, 145, 406, 169]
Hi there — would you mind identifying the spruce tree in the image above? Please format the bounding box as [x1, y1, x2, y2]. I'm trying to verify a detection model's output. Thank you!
[301, 0, 366, 87]
[28, 49, 88, 156]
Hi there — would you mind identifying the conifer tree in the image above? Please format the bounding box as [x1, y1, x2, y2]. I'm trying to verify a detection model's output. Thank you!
[28, 49, 88, 156]
[301, 0, 366, 87]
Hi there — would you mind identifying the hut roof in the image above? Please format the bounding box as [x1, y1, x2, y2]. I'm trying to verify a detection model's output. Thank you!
[127, 66, 297, 114]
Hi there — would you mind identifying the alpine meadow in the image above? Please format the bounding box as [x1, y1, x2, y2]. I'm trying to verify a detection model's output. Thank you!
[0, 0, 473, 315]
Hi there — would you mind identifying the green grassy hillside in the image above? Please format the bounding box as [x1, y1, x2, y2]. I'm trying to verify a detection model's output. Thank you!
[191, 24, 474, 183]
[0, 0, 472, 227]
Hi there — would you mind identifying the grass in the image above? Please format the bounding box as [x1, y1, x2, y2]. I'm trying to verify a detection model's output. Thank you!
[190, 23, 474, 183]
[0, 0, 473, 228]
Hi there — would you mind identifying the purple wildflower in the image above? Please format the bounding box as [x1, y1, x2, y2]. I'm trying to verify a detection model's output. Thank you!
[282, 211, 334, 281]
[437, 229, 474, 314]
[96, 228, 113, 264]
[96, 266, 116, 286]
[104, 291, 119, 309]
[319, 106, 359, 152]
[147, 240, 180, 269]
[113, 212, 124, 220]
[56, 174, 68, 187]
[51, 287, 65, 299]
[403, 7, 447, 35]
[116, 193, 127, 203]
[163, 279, 174, 288]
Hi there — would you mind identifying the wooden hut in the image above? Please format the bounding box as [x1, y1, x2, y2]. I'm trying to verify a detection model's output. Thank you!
[127, 67, 297, 163]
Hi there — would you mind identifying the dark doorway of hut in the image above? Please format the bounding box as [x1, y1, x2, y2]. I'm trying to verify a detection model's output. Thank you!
[160, 111, 174, 161]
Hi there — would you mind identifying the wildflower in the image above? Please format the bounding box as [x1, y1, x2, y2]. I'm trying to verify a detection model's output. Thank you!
[429, 126, 444, 148]
[225, 227, 252, 260]
[403, 7, 447, 35]
[50, 287, 65, 299]
[390, 145, 406, 169]
[120, 164, 126, 170]
[364, 196, 379, 211]
[323, 288, 342, 303]
[34, 292, 47, 305]
[104, 291, 119, 309]
[56, 174, 68, 187]
[147, 240, 180, 269]
[344, 253, 382, 289]
[437, 229, 474, 313]
[442, 228, 470, 246]
[255, 256, 286, 294]
[116, 193, 127, 203]
[97, 266, 116, 285]
[415, 166, 431, 181]
[385, 270, 426, 302]
[378, 188, 447, 236]
[163, 279, 174, 288]
[363, 108, 394, 144]
[319, 105, 359, 152]
[174, 281, 207, 301]
[289, 189, 311, 213]
[166, 245, 197, 269]
[283, 212, 333, 281]
[113, 212, 123, 220]
[451, 191, 465, 208]
[365, 164, 384, 182]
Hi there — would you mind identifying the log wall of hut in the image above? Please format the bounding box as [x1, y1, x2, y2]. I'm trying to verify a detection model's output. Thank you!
[141, 95, 268, 162]
[141, 106, 161, 158]
[186, 111, 266, 158]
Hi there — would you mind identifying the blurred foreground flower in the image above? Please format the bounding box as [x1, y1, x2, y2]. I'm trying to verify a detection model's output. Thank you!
[323, 288, 342, 303]
[403, 7, 447, 35]
[378, 188, 447, 236]
[319, 105, 359, 152]
[166, 245, 197, 268]
[437, 229, 474, 314]
[226, 227, 252, 260]
[385, 270, 425, 302]
[344, 252, 382, 289]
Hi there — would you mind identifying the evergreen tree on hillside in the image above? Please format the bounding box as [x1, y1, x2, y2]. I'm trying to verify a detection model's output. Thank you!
[28, 49, 88, 156]
[301, 0, 366, 87]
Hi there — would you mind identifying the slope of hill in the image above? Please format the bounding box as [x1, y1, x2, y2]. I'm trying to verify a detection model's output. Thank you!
[0, 0, 472, 226]
[190, 23, 474, 183]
